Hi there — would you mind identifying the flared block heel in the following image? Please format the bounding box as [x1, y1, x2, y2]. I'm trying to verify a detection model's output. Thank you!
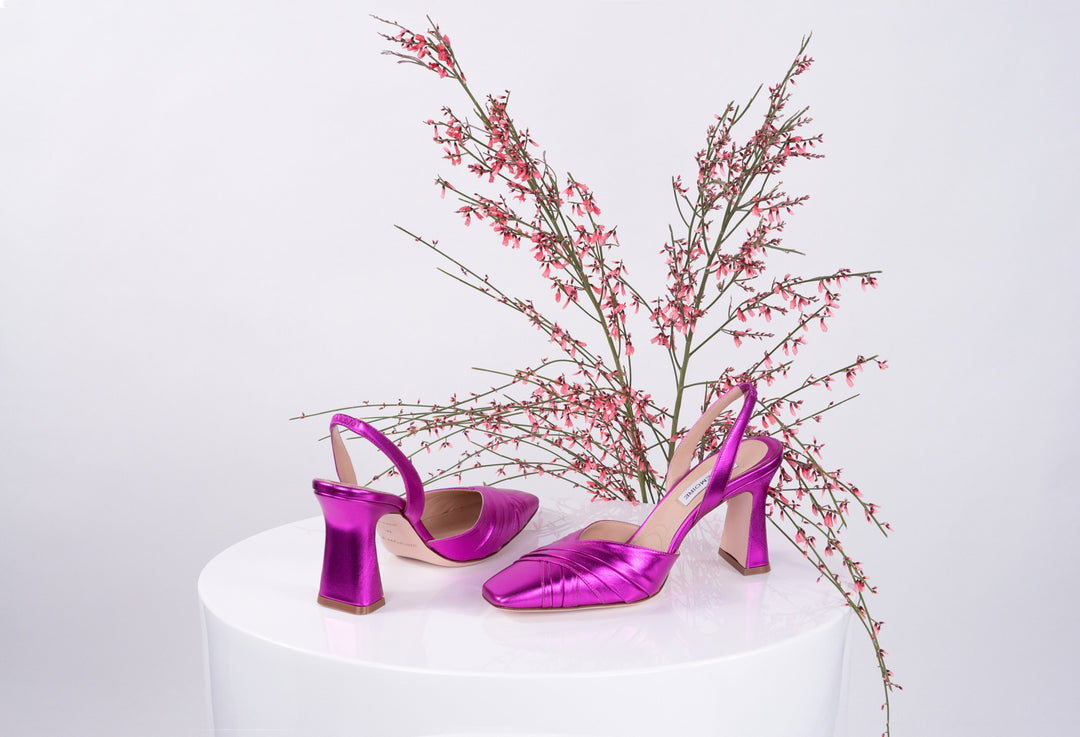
[718, 475, 774, 576]
[314, 484, 405, 615]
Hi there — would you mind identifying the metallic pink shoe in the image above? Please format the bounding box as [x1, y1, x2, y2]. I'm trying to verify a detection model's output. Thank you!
[482, 383, 782, 610]
[313, 414, 539, 614]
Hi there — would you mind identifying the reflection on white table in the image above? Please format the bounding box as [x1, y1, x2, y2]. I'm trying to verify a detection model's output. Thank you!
[200, 492, 851, 737]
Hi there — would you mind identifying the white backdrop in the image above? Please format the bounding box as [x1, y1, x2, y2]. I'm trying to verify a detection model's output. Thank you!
[2, 1, 1078, 735]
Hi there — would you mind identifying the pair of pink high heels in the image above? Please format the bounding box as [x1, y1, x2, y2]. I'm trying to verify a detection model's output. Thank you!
[313, 383, 782, 614]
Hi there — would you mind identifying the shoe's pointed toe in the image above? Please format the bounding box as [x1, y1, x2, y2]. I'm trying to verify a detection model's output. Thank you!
[483, 533, 680, 610]
[426, 485, 540, 562]
[482, 560, 547, 609]
[473, 486, 539, 552]
[503, 488, 541, 524]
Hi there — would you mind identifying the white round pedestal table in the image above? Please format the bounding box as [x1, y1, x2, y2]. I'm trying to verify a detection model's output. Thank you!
[199, 492, 851, 737]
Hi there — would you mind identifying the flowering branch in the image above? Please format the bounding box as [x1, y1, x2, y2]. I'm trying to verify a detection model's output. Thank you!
[302, 17, 898, 733]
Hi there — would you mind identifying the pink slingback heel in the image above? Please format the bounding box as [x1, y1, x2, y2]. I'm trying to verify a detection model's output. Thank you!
[313, 414, 539, 614]
[482, 383, 782, 610]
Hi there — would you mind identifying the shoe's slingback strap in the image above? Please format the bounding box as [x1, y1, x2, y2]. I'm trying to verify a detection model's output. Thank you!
[697, 383, 757, 519]
[663, 383, 757, 517]
[329, 414, 429, 538]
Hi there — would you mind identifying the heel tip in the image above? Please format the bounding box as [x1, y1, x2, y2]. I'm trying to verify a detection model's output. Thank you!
[317, 595, 386, 615]
[718, 547, 771, 576]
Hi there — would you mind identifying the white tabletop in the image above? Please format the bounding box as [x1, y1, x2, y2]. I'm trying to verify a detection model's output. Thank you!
[199, 491, 848, 676]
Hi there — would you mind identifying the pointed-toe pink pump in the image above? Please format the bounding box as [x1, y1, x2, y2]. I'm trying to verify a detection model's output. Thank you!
[483, 383, 782, 610]
[313, 414, 539, 614]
